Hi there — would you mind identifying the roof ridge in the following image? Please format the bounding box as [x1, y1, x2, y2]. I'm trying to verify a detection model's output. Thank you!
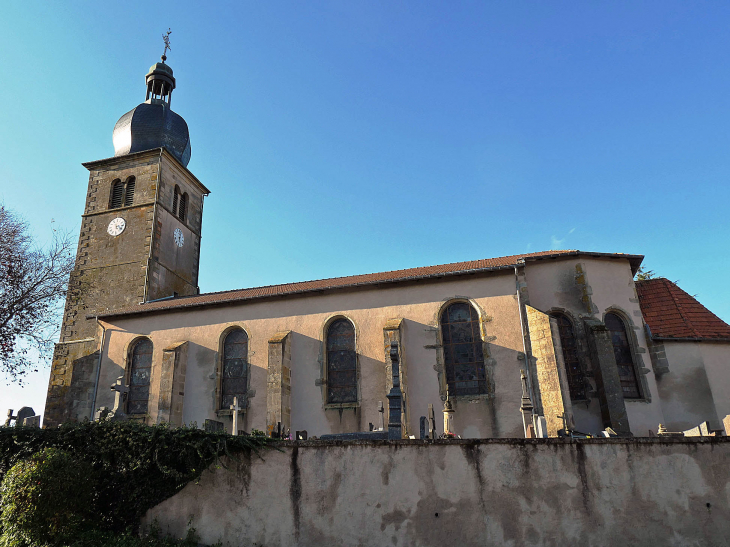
[177, 249, 581, 302]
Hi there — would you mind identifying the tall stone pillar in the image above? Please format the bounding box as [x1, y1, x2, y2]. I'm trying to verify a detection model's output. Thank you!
[526, 306, 574, 437]
[583, 319, 631, 435]
[267, 331, 292, 437]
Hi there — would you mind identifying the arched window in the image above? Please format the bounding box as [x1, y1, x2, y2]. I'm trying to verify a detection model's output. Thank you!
[550, 313, 587, 400]
[326, 318, 357, 404]
[178, 192, 188, 222]
[123, 177, 135, 207]
[128, 338, 153, 415]
[440, 302, 487, 396]
[221, 329, 249, 410]
[110, 179, 124, 209]
[605, 312, 641, 399]
[172, 185, 180, 217]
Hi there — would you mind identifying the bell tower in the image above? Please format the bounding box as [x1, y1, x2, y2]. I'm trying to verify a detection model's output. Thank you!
[44, 55, 210, 427]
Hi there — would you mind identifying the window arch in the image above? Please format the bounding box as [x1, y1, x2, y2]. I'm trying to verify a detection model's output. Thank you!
[123, 176, 135, 207]
[110, 178, 135, 210]
[326, 318, 357, 404]
[440, 301, 487, 396]
[220, 329, 249, 410]
[110, 179, 124, 209]
[128, 338, 153, 415]
[550, 313, 587, 400]
[605, 312, 641, 399]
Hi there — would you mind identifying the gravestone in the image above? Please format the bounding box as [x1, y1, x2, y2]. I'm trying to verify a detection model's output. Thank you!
[16, 407, 35, 426]
[95, 407, 112, 421]
[683, 421, 712, 437]
[23, 415, 40, 428]
[724, 415, 730, 437]
[204, 419, 225, 433]
[420, 416, 427, 440]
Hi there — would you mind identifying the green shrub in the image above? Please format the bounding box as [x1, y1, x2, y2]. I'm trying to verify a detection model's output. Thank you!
[0, 447, 94, 546]
[0, 421, 272, 541]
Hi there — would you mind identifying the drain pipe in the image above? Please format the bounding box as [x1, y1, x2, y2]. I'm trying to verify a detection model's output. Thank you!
[89, 316, 107, 420]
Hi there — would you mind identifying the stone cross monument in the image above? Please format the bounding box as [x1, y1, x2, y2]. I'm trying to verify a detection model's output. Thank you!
[386, 342, 403, 440]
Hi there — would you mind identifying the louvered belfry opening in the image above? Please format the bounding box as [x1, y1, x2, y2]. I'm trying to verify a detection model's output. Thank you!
[123, 177, 135, 207]
[110, 180, 124, 209]
[178, 193, 187, 222]
[173, 185, 180, 217]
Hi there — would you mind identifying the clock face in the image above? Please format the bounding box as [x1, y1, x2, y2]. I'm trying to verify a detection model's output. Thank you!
[174, 228, 184, 248]
[107, 217, 126, 237]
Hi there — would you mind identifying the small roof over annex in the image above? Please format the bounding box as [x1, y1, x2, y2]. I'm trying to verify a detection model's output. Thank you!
[94, 249, 643, 319]
[636, 278, 730, 341]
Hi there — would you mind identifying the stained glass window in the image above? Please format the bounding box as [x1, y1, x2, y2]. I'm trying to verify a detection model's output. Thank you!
[128, 339, 152, 415]
[605, 312, 641, 399]
[326, 318, 357, 404]
[551, 313, 587, 400]
[440, 302, 487, 396]
[221, 329, 248, 410]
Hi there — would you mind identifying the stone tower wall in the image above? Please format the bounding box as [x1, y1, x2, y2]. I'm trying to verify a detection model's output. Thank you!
[44, 149, 207, 427]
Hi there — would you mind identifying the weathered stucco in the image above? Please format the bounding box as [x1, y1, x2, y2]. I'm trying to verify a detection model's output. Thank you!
[86, 255, 727, 439]
[143, 438, 730, 547]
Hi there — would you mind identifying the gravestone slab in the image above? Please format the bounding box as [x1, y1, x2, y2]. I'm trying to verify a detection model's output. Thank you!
[724, 415, 730, 437]
[23, 415, 40, 428]
[16, 407, 35, 426]
[204, 419, 225, 433]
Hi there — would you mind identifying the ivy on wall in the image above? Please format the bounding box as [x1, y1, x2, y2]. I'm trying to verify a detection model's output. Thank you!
[0, 421, 272, 545]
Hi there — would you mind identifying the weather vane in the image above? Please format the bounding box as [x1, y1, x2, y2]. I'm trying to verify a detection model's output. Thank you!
[161, 28, 172, 61]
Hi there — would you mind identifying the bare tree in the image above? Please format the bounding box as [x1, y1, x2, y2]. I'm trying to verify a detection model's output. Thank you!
[0, 206, 76, 383]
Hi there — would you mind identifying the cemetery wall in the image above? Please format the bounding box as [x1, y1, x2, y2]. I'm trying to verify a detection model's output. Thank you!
[143, 437, 730, 547]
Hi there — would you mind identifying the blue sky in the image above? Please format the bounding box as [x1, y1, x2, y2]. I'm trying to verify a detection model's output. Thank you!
[1, 2, 729, 415]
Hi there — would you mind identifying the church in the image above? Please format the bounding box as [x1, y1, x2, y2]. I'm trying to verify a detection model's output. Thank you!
[43, 56, 730, 440]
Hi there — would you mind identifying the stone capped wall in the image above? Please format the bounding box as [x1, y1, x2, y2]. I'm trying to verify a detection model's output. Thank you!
[143, 438, 730, 547]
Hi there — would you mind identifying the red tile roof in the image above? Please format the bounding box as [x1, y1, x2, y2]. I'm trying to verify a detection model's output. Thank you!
[95, 250, 642, 319]
[636, 278, 730, 341]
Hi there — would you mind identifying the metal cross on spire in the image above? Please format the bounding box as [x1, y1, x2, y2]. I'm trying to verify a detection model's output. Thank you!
[161, 28, 172, 61]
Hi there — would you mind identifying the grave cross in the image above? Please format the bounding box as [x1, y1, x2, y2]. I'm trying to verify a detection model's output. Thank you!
[377, 401, 385, 431]
[110, 376, 129, 414]
[428, 403, 436, 440]
[4, 409, 17, 428]
[230, 396, 239, 436]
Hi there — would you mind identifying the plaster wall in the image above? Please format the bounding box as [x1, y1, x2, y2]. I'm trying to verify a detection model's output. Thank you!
[698, 342, 730, 426]
[143, 438, 730, 547]
[525, 258, 664, 435]
[656, 341, 720, 431]
[97, 272, 527, 438]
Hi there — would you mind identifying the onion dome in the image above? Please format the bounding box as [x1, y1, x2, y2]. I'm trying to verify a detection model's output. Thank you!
[112, 56, 191, 167]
